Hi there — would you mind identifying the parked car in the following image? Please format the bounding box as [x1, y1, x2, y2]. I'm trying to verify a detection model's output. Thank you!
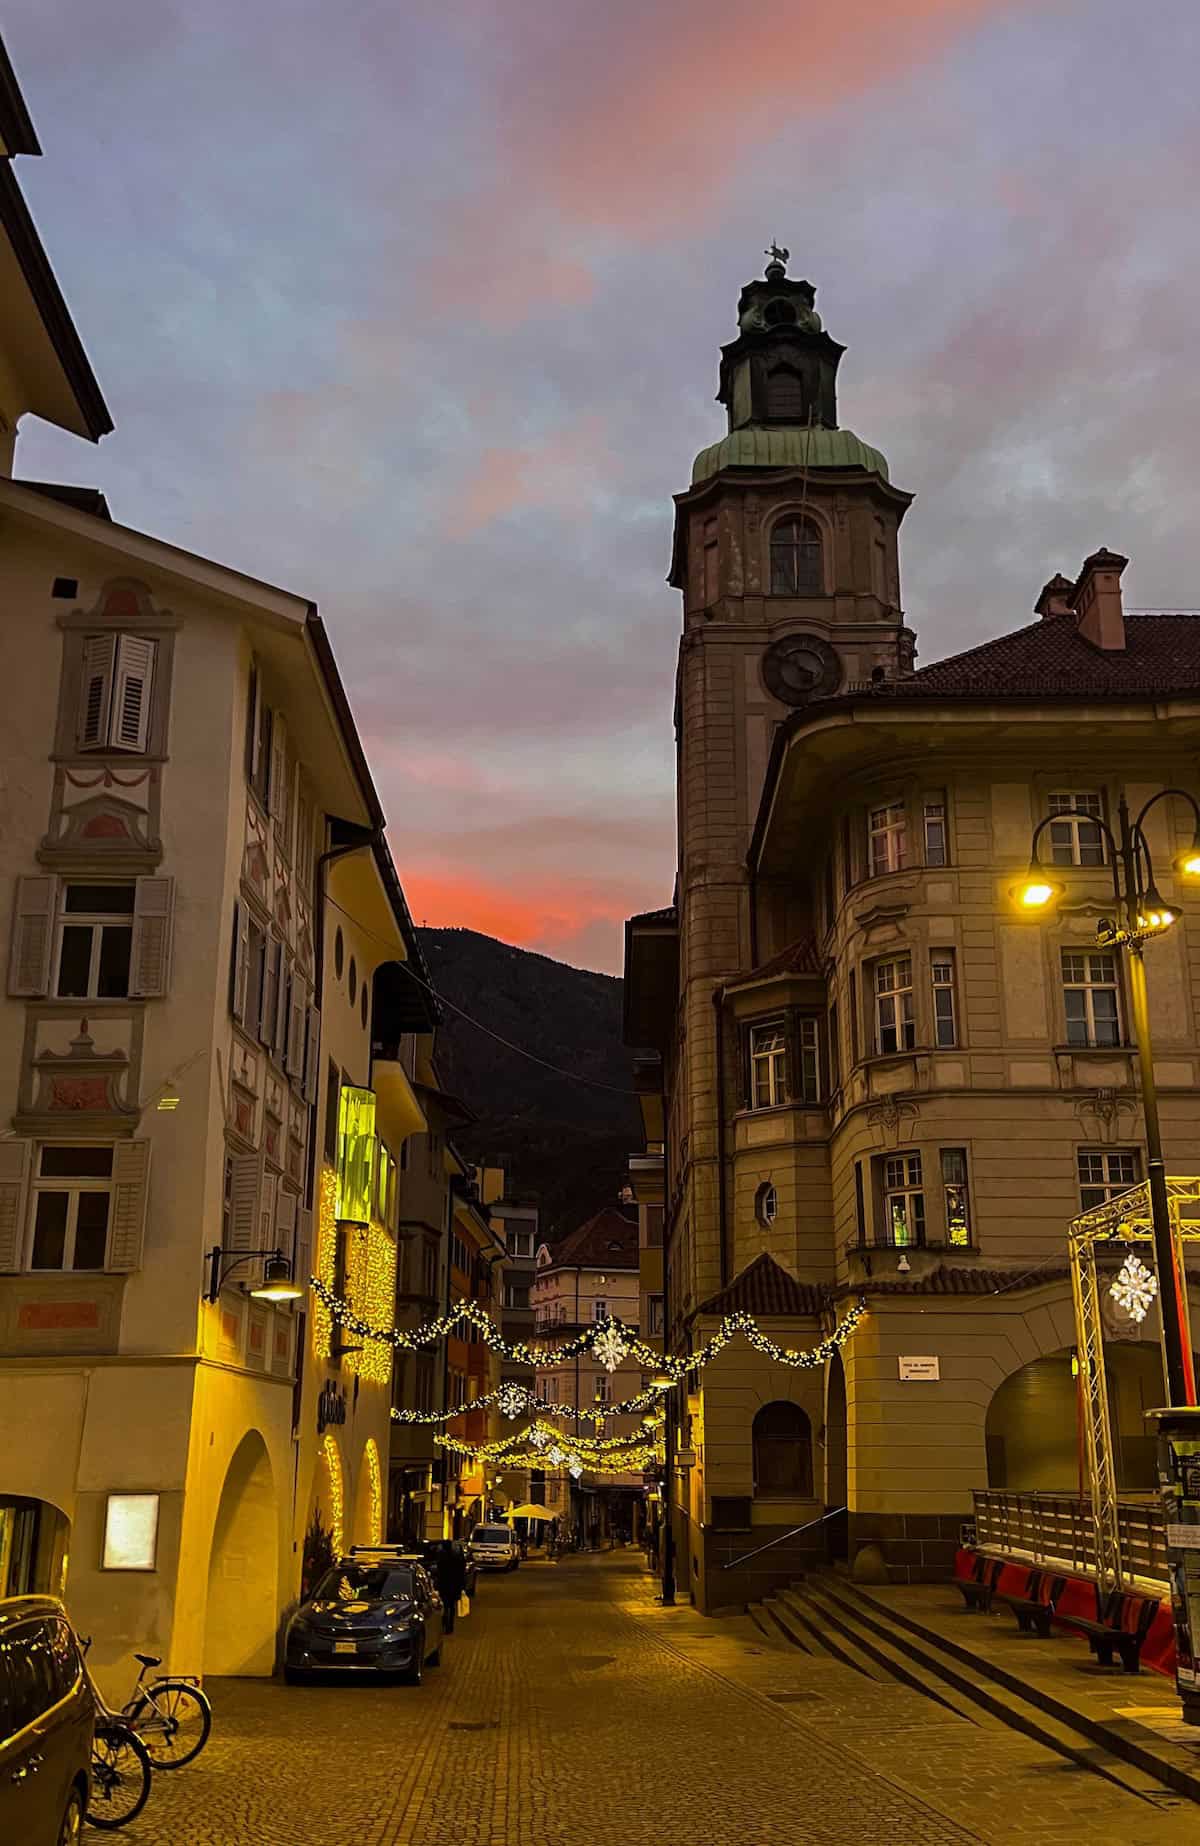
[0, 1595, 93, 1846]
[467, 1523, 520, 1571]
[284, 1556, 443, 1684]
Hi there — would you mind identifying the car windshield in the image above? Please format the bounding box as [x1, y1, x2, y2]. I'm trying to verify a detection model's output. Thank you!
[472, 1526, 511, 1544]
[310, 1564, 415, 1603]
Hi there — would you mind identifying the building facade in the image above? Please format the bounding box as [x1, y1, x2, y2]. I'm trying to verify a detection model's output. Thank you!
[625, 252, 1200, 1610]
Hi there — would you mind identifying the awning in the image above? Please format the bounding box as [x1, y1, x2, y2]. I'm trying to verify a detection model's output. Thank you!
[504, 1503, 555, 1522]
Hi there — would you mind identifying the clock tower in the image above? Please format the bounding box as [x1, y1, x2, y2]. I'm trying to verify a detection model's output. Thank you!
[669, 250, 915, 976]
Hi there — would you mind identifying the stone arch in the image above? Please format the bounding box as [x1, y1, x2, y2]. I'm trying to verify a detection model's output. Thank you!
[985, 1342, 1165, 1494]
[204, 1430, 277, 1676]
[352, 1438, 383, 1547]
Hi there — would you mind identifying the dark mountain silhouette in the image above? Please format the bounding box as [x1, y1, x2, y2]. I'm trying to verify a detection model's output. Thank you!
[416, 928, 640, 1237]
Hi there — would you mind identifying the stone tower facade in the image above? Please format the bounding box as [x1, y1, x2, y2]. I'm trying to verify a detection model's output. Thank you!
[666, 253, 913, 1320]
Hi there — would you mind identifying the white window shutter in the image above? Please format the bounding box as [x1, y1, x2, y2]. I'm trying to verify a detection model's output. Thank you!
[130, 877, 175, 997]
[276, 1185, 298, 1252]
[303, 1003, 321, 1104]
[78, 634, 116, 750]
[231, 903, 250, 1023]
[259, 1169, 278, 1252]
[274, 949, 290, 1060]
[270, 712, 288, 831]
[260, 941, 279, 1050]
[110, 635, 157, 753]
[8, 876, 56, 997]
[286, 983, 306, 1080]
[295, 1205, 312, 1289]
[0, 1141, 33, 1271]
[226, 1151, 264, 1253]
[108, 1139, 151, 1271]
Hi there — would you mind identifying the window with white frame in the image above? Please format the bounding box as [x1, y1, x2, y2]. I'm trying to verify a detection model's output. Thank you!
[868, 802, 908, 877]
[874, 956, 915, 1054]
[594, 1373, 612, 1405]
[507, 1227, 534, 1258]
[750, 1022, 788, 1108]
[30, 1146, 114, 1270]
[930, 951, 958, 1048]
[78, 635, 157, 754]
[593, 1298, 608, 1322]
[940, 1149, 971, 1245]
[648, 1294, 665, 1335]
[796, 1018, 820, 1102]
[1062, 950, 1121, 1047]
[55, 884, 135, 999]
[1078, 1149, 1139, 1210]
[922, 797, 948, 867]
[1047, 791, 1105, 867]
[883, 1152, 924, 1246]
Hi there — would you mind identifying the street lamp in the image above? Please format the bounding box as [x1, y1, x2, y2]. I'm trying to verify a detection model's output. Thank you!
[1018, 787, 1200, 1406]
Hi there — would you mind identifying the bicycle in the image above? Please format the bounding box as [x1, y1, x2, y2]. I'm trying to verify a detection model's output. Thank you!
[79, 1640, 152, 1831]
[119, 1650, 212, 1770]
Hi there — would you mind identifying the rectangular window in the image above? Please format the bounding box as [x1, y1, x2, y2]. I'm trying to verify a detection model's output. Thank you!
[828, 1002, 840, 1091]
[923, 797, 948, 867]
[507, 1228, 534, 1258]
[795, 1017, 820, 1103]
[78, 634, 157, 754]
[648, 1293, 665, 1335]
[594, 1374, 612, 1405]
[848, 969, 859, 1063]
[248, 676, 272, 808]
[1062, 950, 1121, 1047]
[55, 884, 135, 999]
[1047, 791, 1105, 867]
[941, 1149, 971, 1246]
[1078, 1148, 1139, 1210]
[750, 1021, 788, 1109]
[931, 951, 958, 1049]
[29, 1145, 114, 1270]
[868, 802, 907, 878]
[593, 1298, 608, 1322]
[874, 955, 914, 1055]
[883, 1152, 924, 1247]
[854, 1160, 866, 1244]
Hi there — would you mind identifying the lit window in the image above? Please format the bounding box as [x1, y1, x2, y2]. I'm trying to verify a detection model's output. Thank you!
[1047, 792, 1105, 867]
[941, 1149, 971, 1245]
[931, 952, 958, 1048]
[30, 1146, 114, 1270]
[755, 1182, 778, 1227]
[769, 517, 822, 595]
[869, 802, 908, 877]
[1062, 951, 1121, 1047]
[874, 956, 915, 1055]
[594, 1374, 612, 1405]
[593, 1298, 608, 1322]
[923, 798, 947, 867]
[55, 884, 134, 999]
[1078, 1149, 1139, 1210]
[884, 1152, 924, 1247]
[750, 1022, 788, 1109]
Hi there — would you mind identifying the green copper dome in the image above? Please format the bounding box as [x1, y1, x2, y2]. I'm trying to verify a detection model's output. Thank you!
[691, 425, 889, 486]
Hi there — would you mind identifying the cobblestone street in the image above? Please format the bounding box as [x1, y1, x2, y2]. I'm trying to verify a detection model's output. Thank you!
[114, 1551, 1199, 1846]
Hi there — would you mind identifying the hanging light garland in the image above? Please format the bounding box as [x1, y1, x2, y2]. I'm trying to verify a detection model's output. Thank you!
[434, 1418, 662, 1462]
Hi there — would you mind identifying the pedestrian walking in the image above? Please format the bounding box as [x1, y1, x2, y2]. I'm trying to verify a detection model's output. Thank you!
[434, 1539, 466, 1633]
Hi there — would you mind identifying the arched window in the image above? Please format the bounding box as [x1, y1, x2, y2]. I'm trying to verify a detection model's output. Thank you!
[766, 364, 806, 419]
[752, 1401, 813, 1496]
[770, 517, 823, 595]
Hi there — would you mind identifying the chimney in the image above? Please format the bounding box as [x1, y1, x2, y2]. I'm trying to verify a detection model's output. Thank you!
[1034, 573, 1075, 619]
[1069, 547, 1129, 651]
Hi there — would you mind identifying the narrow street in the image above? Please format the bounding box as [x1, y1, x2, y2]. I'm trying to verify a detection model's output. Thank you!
[124, 1552, 1194, 1846]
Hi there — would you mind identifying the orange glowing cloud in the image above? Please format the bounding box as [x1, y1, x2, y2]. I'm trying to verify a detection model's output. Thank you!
[400, 865, 643, 962]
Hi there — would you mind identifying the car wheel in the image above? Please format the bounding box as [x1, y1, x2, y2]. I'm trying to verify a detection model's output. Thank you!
[58, 1788, 84, 1846]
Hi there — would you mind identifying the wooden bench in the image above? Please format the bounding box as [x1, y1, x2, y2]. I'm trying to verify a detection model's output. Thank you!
[1067, 1589, 1160, 1674]
[955, 1553, 1001, 1612]
[994, 1568, 1066, 1638]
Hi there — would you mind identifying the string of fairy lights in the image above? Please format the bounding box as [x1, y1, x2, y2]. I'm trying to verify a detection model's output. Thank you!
[310, 1275, 869, 1476]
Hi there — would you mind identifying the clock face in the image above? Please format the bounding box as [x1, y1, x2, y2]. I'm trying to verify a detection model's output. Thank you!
[762, 633, 841, 706]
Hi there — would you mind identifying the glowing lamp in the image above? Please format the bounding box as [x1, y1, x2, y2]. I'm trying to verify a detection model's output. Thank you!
[1174, 838, 1200, 877]
[250, 1255, 305, 1302]
[1135, 884, 1176, 934]
[649, 1371, 675, 1392]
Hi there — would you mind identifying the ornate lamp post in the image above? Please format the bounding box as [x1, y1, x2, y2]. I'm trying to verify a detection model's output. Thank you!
[1017, 788, 1200, 1407]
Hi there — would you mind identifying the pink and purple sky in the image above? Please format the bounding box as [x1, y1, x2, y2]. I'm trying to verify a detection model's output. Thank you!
[11, 2, 1200, 972]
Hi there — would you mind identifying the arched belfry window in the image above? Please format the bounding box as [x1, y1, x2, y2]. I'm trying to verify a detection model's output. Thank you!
[766, 365, 806, 420]
[770, 517, 823, 595]
[753, 1401, 813, 1496]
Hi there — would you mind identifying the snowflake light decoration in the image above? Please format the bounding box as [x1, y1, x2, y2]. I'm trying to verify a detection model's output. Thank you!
[593, 1320, 630, 1373]
[529, 1425, 549, 1450]
[1109, 1253, 1158, 1323]
[547, 1445, 567, 1467]
[568, 1459, 583, 1479]
[498, 1382, 530, 1419]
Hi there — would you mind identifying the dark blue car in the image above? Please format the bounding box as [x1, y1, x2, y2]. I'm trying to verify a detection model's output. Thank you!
[284, 1557, 444, 1686]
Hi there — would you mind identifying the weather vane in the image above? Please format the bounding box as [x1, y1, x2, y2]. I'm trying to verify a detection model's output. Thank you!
[765, 240, 789, 269]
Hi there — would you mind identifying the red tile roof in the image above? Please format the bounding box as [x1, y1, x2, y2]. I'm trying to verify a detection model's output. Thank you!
[728, 936, 825, 988]
[879, 612, 1200, 703]
[697, 1253, 825, 1319]
[547, 1206, 639, 1271]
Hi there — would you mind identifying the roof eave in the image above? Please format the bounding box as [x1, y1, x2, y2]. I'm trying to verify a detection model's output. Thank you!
[0, 161, 111, 440]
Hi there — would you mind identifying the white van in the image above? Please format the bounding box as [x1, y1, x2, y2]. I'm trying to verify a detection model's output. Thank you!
[467, 1523, 519, 1571]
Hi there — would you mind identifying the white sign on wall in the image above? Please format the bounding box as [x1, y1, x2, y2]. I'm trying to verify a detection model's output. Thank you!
[898, 1355, 940, 1382]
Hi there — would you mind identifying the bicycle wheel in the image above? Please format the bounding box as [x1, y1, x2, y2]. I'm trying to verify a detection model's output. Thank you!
[126, 1679, 212, 1769]
[88, 1723, 152, 1829]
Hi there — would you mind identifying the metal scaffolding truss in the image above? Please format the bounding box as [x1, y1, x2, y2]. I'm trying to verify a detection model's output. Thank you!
[1070, 1177, 1200, 1590]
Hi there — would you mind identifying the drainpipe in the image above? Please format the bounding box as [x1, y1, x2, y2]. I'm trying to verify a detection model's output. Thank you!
[712, 986, 729, 1289]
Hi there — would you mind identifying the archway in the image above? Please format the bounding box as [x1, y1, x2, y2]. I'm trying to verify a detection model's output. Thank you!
[0, 1496, 70, 1597]
[302, 1434, 345, 1598]
[985, 1344, 1164, 1494]
[203, 1431, 278, 1677]
[352, 1439, 383, 1547]
[752, 1401, 813, 1497]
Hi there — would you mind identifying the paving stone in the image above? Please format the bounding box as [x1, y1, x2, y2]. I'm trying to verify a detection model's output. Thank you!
[117, 1552, 1196, 1846]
